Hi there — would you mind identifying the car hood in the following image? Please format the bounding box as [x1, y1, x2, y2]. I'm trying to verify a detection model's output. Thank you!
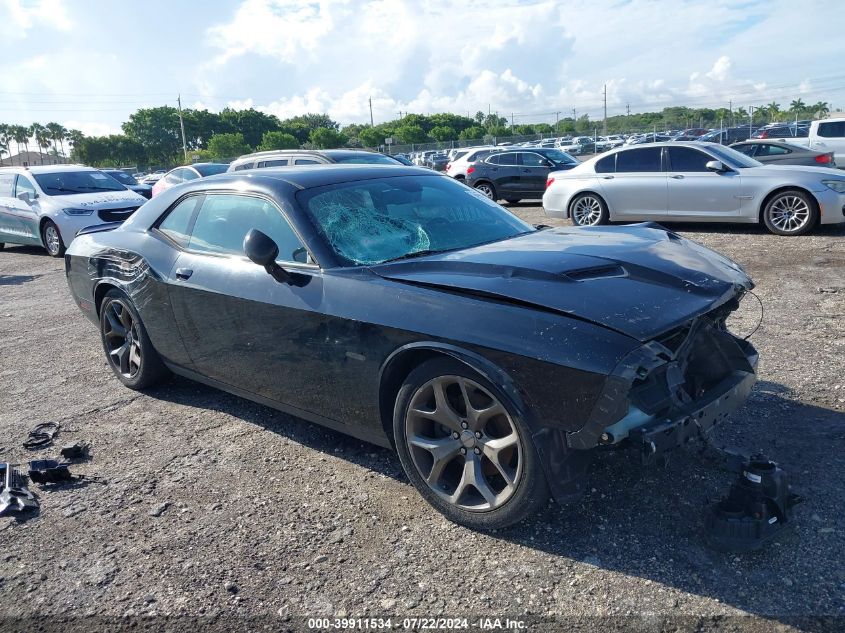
[370, 224, 752, 341]
[746, 164, 840, 178]
[48, 190, 146, 209]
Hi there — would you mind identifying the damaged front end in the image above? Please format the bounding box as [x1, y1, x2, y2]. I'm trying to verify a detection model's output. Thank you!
[568, 294, 758, 461]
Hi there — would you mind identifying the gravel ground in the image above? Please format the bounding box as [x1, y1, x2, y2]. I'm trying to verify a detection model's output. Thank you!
[0, 210, 843, 633]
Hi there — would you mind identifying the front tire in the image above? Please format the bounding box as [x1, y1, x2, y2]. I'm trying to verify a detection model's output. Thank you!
[42, 220, 65, 257]
[393, 358, 549, 530]
[99, 289, 170, 390]
[474, 182, 497, 201]
[762, 190, 817, 236]
[569, 193, 608, 226]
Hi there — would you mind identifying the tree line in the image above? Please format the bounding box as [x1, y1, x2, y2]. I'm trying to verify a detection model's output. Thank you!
[0, 99, 833, 169]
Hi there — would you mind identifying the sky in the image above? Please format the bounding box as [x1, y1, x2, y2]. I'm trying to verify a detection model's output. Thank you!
[0, 0, 843, 137]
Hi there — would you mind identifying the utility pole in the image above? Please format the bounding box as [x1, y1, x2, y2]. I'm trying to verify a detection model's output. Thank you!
[177, 94, 188, 163]
[626, 102, 630, 116]
[602, 83, 607, 135]
[749, 106, 754, 138]
[555, 111, 560, 134]
[369, 98, 374, 126]
[729, 99, 732, 127]
[511, 112, 514, 130]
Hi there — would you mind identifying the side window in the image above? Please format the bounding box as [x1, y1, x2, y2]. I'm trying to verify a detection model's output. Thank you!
[595, 154, 616, 173]
[486, 154, 502, 165]
[182, 169, 200, 181]
[295, 158, 320, 165]
[258, 159, 288, 167]
[165, 169, 184, 185]
[759, 145, 790, 156]
[615, 148, 663, 173]
[496, 153, 520, 166]
[668, 147, 711, 172]
[0, 173, 15, 197]
[14, 175, 36, 198]
[234, 162, 254, 171]
[521, 153, 548, 167]
[818, 121, 845, 138]
[157, 195, 201, 247]
[731, 144, 755, 157]
[188, 194, 306, 262]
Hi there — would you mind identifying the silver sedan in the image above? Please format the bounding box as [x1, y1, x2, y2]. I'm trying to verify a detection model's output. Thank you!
[542, 142, 845, 235]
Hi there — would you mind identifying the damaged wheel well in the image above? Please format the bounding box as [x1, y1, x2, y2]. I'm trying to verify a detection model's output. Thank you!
[94, 282, 120, 316]
[378, 348, 447, 447]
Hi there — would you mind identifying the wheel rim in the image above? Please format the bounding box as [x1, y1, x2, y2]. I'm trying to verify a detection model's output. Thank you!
[572, 196, 602, 225]
[769, 195, 810, 233]
[44, 225, 61, 254]
[476, 184, 495, 199]
[405, 375, 522, 512]
[102, 299, 142, 378]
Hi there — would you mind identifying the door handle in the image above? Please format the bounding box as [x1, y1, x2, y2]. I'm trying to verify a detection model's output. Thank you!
[671, 174, 684, 179]
[175, 268, 193, 280]
[602, 175, 614, 179]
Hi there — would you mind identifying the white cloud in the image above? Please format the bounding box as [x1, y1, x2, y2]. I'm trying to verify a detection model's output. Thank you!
[0, 0, 72, 39]
[705, 56, 732, 82]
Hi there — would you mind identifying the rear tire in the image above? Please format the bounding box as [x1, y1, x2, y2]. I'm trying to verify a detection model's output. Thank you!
[762, 189, 817, 236]
[393, 357, 549, 530]
[474, 182, 497, 201]
[99, 288, 170, 390]
[504, 199, 521, 204]
[569, 193, 608, 226]
[41, 220, 65, 257]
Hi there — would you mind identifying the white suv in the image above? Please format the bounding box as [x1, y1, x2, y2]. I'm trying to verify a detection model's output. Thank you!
[446, 147, 505, 179]
[0, 166, 146, 256]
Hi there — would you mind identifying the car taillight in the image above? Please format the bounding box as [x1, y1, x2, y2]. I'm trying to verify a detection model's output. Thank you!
[815, 154, 833, 164]
[546, 177, 555, 188]
[758, 130, 768, 138]
[466, 166, 475, 175]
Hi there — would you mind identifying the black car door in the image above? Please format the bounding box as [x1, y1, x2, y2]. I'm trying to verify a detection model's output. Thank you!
[519, 152, 553, 196]
[164, 192, 332, 415]
[490, 152, 521, 196]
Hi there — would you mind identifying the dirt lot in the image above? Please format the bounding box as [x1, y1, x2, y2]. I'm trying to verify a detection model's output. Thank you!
[1, 210, 843, 632]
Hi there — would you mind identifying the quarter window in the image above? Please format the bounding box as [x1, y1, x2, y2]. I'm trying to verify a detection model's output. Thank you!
[188, 194, 306, 262]
[615, 148, 663, 172]
[595, 154, 615, 173]
[295, 158, 320, 165]
[181, 169, 199, 181]
[818, 121, 845, 138]
[756, 144, 791, 156]
[258, 159, 288, 167]
[14, 175, 36, 197]
[731, 144, 755, 157]
[667, 147, 711, 172]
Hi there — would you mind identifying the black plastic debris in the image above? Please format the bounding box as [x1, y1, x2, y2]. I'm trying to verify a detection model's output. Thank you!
[705, 455, 801, 552]
[28, 460, 74, 485]
[23, 422, 60, 450]
[60, 441, 89, 460]
[0, 463, 38, 516]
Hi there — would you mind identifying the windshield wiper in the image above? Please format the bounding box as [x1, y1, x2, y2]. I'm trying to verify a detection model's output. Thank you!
[75, 185, 123, 191]
[380, 249, 443, 264]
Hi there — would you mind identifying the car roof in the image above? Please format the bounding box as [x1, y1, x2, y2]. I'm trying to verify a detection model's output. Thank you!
[0, 164, 96, 174]
[204, 164, 436, 190]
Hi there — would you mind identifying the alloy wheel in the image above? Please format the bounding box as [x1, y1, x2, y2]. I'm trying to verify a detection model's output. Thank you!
[102, 299, 142, 378]
[44, 224, 61, 255]
[768, 195, 811, 233]
[475, 184, 495, 199]
[572, 196, 603, 226]
[405, 375, 522, 511]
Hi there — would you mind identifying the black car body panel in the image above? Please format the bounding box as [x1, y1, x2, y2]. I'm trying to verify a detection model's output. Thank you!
[65, 166, 758, 503]
[465, 149, 578, 199]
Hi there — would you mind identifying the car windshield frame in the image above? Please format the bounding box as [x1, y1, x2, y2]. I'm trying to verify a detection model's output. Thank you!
[295, 174, 535, 267]
[33, 170, 128, 195]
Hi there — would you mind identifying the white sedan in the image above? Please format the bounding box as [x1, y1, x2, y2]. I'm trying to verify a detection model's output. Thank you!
[542, 141, 845, 236]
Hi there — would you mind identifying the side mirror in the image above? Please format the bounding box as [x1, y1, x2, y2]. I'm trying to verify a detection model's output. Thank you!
[705, 160, 726, 172]
[17, 191, 33, 204]
[243, 229, 290, 283]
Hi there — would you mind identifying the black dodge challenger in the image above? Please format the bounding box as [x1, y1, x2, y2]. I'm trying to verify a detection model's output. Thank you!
[65, 165, 758, 529]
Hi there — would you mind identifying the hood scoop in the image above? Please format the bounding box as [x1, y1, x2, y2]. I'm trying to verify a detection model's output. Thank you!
[564, 264, 626, 282]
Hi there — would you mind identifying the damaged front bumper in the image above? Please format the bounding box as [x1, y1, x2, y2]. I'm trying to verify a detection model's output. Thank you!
[567, 311, 758, 458]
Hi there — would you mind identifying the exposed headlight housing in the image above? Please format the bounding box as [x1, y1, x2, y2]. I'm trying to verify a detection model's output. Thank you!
[62, 207, 94, 216]
[821, 180, 845, 193]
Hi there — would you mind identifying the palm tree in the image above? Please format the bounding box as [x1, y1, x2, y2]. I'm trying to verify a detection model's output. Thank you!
[46, 122, 68, 159]
[0, 124, 9, 166]
[766, 101, 781, 122]
[11, 125, 30, 164]
[811, 101, 830, 119]
[66, 129, 84, 162]
[30, 123, 48, 165]
[735, 106, 748, 120]
[789, 98, 806, 114]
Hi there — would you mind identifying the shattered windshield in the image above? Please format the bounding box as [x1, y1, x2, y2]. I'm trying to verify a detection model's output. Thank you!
[297, 175, 534, 266]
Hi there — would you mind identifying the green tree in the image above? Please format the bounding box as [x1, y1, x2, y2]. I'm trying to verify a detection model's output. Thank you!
[207, 133, 251, 160]
[11, 125, 30, 160]
[258, 130, 300, 151]
[45, 122, 68, 158]
[428, 125, 457, 142]
[789, 98, 806, 114]
[459, 125, 485, 141]
[766, 101, 781, 122]
[393, 124, 427, 144]
[309, 127, 346, 149]
[219, 108, 281, 148]
[122, 107, 183, 163]
[30, 123, 48, 164]
[811, 101, 830, 118]
[0, 124, 9, 166]
[356, 126, 384, 148]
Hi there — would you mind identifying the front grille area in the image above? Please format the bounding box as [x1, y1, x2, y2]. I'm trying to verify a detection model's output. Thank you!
[98, 207, 139, 222]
